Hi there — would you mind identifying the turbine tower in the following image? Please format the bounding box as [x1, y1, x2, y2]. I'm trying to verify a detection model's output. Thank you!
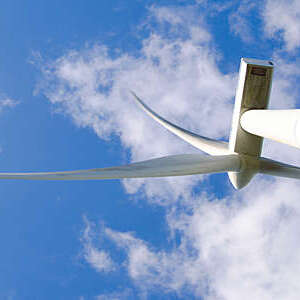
[1, 58, 300, 189]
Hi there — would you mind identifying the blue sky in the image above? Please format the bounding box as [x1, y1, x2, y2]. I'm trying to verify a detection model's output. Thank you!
[1, 1, 300, 299]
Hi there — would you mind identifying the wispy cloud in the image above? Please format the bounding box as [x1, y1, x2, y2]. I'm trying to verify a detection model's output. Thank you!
[37, 3, 300, 299]
[0, 96, 18, 112]
[218, 0, 300, 52]
[81, 218, 115, 273]
[37, 5, 237, 204]
[84, 177, 300, 299]
[96, 288, 134, 300]
[228, 0, 258, 43]
[263, 0, 300, 52]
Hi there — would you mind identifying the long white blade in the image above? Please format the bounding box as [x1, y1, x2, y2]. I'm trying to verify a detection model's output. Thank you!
[259, 157, 300, 179]
[0, 154, 240, 180]
[131, 92, 229, 155]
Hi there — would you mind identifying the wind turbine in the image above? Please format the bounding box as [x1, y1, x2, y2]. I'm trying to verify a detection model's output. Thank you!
[1, 58, 300, 189]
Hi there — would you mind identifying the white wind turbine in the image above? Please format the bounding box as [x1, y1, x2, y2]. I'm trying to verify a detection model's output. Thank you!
[2, 58, 300, 189]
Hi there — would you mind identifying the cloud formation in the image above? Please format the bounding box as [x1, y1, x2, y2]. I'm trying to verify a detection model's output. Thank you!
[0, 96, 18, 112]
[81, 218, 115, 273]
[84, 177, 300, 299]
[264, 0, 300, 52]
[228, 1, 258, 43]
[38, 3, 300, 300]
[38, 5, 237, 204]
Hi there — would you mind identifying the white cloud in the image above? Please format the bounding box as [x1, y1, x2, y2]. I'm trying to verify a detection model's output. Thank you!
[96, 289, 134, 300]
[84, 247, 114, 274]
[38, 5, 237, 204]
[0, 96, 18, 154]
[147, 5, 211, 43]
[0, 97, 18, 112]
[38, 4, 300, 299]
[81, 218, 115, 273]
[263, 0, 300, 52]
[228, 1, 258, 43]
[84, 178, 300, 299]
[218, 0, 300, 52]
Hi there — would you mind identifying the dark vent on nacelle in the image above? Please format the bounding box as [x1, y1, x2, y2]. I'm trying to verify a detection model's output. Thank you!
[251, 67, 267, 76]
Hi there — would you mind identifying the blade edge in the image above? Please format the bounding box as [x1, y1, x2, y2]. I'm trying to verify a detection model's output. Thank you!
[131, 92, 229, 155]
[0, 154, 241, 180]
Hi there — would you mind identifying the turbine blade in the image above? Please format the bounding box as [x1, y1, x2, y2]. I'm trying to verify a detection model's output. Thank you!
[0, 154, 240, 180]
[131, 92, 229, 155]
[259, 157, 300, 179]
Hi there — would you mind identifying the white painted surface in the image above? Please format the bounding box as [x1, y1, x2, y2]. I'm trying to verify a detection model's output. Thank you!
[0, 154, 241, 180]
[259, 156, 300, 179]
[227, 58, 274, 188]
[131, 92, 229, 156]
[229, 58, 274, 156]
[229, 58, 248, 153]
[241, 109, 300, 149]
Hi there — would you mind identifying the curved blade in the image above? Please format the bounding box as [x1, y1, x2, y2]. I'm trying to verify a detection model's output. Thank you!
[131, 92, 229, 156]
[0, 154, 240, 180]
[259, 157, 300, 179]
